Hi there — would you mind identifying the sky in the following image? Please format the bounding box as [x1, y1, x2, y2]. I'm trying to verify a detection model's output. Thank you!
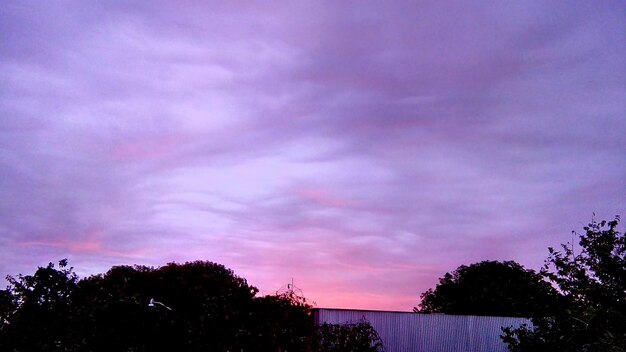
[0, 1, 624, 311]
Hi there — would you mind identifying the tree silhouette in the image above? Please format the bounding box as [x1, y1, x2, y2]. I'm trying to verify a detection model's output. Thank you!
[1, 259, 78, 351]
[0, 259, 318, 351]
[503, 216, 625, 351]
[415, 260, 562, 318]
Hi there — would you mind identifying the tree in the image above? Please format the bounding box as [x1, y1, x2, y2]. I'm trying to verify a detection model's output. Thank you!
[71, 261, 260, 352]
[247, 291, 315, 352]
[0, 259, 79, 351]
[503, 216, 625, 351]
[415, 260, 562, 318]
[0, 289, 16, 333]
[0, 259, 321, 351]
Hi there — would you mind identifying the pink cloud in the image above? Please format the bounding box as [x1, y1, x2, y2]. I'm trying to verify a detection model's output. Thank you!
[293, 187, 353, 208]
[19, 238, 149, 259]
[113, 135, 183, 161]
[1, 1, 624, 312]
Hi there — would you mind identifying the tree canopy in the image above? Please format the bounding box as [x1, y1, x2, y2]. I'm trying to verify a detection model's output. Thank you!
[0, 260, 316, 352]
[2, 259, 78, 351]
[415, 260, 562, 318]
[503, 216, 625, 351]
[71, 261, 264, 352]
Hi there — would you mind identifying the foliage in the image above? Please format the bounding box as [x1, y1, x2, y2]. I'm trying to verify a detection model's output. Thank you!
[247, 290, 315, 352]
[503, 216, 625, 352]
[315, 319, 384, 352]
[0, 259, 79, 351]
[71, 261, 259, 352]
[0, 259, 317, 352]
[0, 288, 15, 331]
[415, 260, 562, 317]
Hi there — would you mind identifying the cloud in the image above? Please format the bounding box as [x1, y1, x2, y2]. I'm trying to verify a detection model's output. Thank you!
[1, 1, 624, 310]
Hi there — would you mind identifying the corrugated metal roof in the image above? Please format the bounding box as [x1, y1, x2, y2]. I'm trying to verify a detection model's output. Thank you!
[313, 308, 530, 352]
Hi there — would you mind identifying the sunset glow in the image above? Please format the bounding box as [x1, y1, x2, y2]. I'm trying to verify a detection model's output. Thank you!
[1, 1, 624, 311]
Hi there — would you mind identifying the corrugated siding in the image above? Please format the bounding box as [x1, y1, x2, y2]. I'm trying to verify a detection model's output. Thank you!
[313, 309, 530, 352]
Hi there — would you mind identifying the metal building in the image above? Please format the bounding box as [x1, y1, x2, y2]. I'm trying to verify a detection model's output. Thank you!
[313, 308, 530, 352]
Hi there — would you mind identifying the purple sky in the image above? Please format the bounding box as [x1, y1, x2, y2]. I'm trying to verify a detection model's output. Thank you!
[1, 1, 624, 311]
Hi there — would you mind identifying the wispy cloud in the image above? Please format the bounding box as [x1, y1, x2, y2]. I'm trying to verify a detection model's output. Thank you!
[0, 1, 624, 310]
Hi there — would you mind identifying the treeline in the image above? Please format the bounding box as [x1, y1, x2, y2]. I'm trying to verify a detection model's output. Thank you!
[0, 260, 381, 352]
[414, 216, 625, 352]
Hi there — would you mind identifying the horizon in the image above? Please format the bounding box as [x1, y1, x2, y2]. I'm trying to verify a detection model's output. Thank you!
[1, 1, 624, 311]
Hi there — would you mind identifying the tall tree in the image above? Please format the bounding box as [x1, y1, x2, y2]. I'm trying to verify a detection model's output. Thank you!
[415, 260, 561, 317]
[0, 259, 79, 351]
[71, 261, 260, 352]
[0, 260, 259, 351]
[503, 216, 625, 351]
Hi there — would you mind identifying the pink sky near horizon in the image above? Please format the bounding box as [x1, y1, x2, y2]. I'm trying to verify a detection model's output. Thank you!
[1, 1, 625, 311]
